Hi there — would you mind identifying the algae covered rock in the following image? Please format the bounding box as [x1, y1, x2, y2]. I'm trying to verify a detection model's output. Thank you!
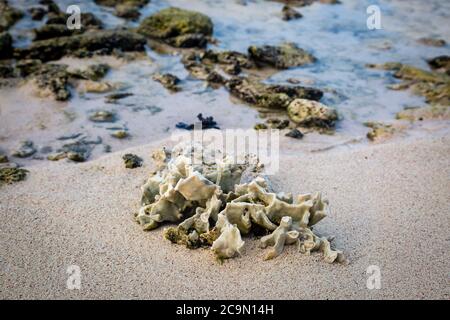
[15, 30, 146, 62]
[152, 73, 180, 91]
[248, 43, 316, 69]
[368, 62, 450, 106]
[135, 141, 345, 263]
[226, 76, 323, 109]
[123, 153, 142, 169]
[287, 99, 338, 129]
[0, 0, 23, 32]
[138, 7, 213, 48]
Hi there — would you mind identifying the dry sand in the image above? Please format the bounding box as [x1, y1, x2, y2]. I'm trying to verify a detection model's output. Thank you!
[0, 134, 449, 299]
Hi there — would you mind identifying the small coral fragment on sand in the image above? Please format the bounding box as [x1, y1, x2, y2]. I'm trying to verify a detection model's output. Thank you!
[135, 142, 345, 263]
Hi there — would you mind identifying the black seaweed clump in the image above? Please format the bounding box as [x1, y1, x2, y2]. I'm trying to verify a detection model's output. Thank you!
[122, 153, 143, 169]
[176, 113, 220, 130]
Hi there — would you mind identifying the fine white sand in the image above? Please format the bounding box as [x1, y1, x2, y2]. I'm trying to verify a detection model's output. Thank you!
[0, 134, 449, 299]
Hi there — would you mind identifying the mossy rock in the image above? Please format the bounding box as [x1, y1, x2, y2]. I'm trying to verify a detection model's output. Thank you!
[138, 7, 213, 48]
[248, 43, 316, 69]
[396, 105, 450, 121]
[0, 167, 28, 184]
[225, 77, 323, 109]
[287, 98, 338, 128]
[0, 31, 13, 59]
[94, 0, 148, 7]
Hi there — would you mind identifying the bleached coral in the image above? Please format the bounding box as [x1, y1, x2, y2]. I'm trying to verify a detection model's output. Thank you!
[136, 141, 346, 263]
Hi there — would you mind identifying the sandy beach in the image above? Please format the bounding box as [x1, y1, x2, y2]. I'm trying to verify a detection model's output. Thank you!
[1, 134, 448, 299]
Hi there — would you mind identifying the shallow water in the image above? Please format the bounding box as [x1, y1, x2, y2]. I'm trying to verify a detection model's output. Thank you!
[1, 0, 449, 165]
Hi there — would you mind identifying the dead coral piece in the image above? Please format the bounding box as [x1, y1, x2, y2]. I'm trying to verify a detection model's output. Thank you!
[70, 64, 110, 81]
[248, 43, 316, 69]
[123, 153, 142, 169]
[285, 128, 304, 139]
[15, 30, 146, 62]
[176, 113, 220, 130]
[364, 121, 397, 141]
[0, 166, 28, 184]
[226, 76, 323, 109]
[427, 56, 450, 76]
[0, 31, 13, 59]
[287, 99, 338, 129]
[135, 142, 345, 263]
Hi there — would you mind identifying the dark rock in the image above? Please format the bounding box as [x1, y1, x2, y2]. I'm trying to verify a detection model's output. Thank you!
[138, 7, 213, 48]
[285, 128, 303, 139]
[427, 56, 450, 75]
[0, 1, 24, 32]
[0, 31, 13, 59]
[282, 5, 302, 21]
[15, 59, 42, 77]
[417, 37, 446, 47]
[153, 73, 180, 91]
[122, 153, 143, 169]
[29, 7, 47, 21]
[70, 63, 110, 81]
[225, 76, 323, 109]
[166, 33, 208, 48]
[31, 63, 71, 101]
[15, 30, 146, 62]
[114, 4, 141, 20]
[201, 50, 255, 69]
[248, 43, 316, 69]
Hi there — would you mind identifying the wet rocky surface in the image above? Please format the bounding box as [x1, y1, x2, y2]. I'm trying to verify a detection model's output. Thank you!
[0, 0, 449, 167]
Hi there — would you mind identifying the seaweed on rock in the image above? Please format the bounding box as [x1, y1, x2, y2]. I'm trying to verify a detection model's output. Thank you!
[136, 142, 345, 263]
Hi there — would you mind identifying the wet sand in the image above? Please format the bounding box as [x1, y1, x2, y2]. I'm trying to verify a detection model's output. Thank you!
[1, 133, 449, 299]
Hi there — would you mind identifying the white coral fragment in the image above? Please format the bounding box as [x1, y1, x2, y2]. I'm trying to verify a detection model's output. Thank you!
[136, 141, 345, 263]
[211, 214, 245, 259]
[260, 216, 300, 260]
